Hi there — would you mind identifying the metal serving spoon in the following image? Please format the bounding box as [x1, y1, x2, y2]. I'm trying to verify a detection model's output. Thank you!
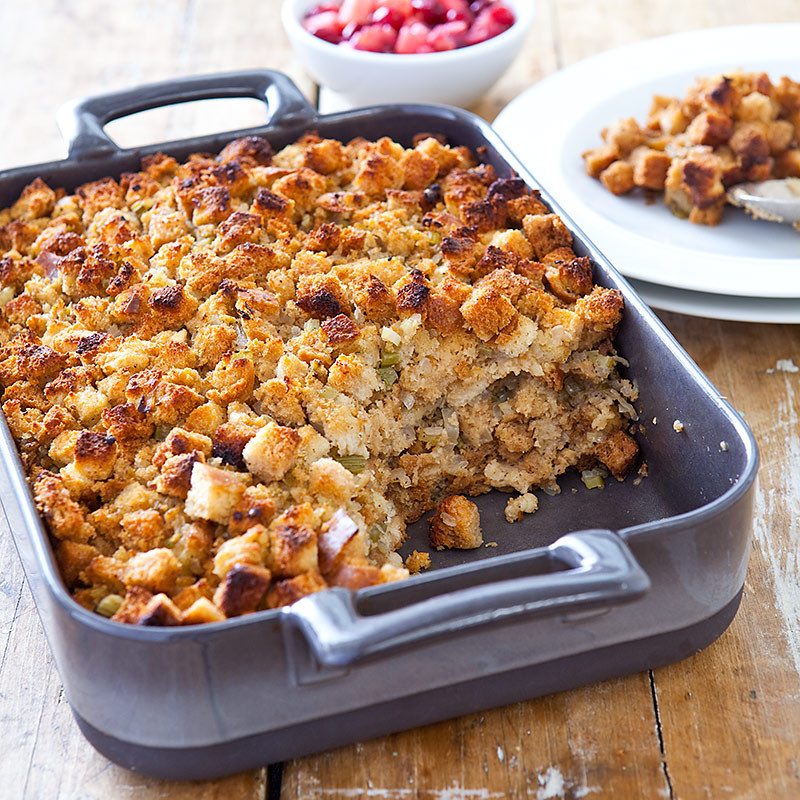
[727, 177, 800, 225]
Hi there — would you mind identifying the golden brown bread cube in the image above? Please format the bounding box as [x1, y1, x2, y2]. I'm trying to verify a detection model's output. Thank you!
[123, 548, 181, 595]
[460, 286, 517, 342]
[686, 111, 733, 147]
[594, 430, 640, 480]
[268, 506, 318, 578]
[522, 213, 574, 260]
[599, 161, 635, 195]
[630, 147, 673, 190]
[243, 421, 301, 482]
[582, 144, 620, 178]
[429, 495, 483, 550]
[266, 572, 328, 609]
[184, 462, 247, 524]
[213, 563, 271, 617]
[602, 117, 645, 156]
[182, 597, 226, 625]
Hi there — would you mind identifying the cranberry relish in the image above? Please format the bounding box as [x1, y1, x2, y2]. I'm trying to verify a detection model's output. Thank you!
[302, 0, 515, 54]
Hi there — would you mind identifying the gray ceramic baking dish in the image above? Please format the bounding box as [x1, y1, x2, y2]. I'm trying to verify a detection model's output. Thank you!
[0, 70, 758, 780]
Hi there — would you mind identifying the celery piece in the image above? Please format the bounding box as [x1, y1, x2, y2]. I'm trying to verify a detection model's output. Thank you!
[380, 347, 401, 368]
[96, 594, 123, 618]
[377, 366, 398, 387]
[581, 472, 605, 490]
[335, 454, 366, 474]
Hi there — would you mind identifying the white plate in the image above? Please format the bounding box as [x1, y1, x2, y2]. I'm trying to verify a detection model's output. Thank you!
[629, 279, 800, 324]
[493, 24, 800, 299]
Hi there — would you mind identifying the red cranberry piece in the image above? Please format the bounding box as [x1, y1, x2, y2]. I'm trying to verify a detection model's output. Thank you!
[339, 0, 376, 26]
[349, 22, 399, 51]
[427, 19, 468, 50]
[442, 0, 473, 22]
[488, 2, 515, 26]
[395, 20, 435, 53]
[341, 20, 363, 39]
[370, 6, 406, 29]
[303, 10, 346, 43]
[411, 0, 447, 26]
[464, 3, 514, 44]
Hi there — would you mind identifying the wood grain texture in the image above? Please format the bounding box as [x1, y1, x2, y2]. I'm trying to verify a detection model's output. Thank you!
[282, 673, 671, 799]
[0, 0, 799, 798]
[653, 315, 800, 800]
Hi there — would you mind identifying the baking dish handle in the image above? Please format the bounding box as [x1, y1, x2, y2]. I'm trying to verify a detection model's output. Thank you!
[283, 529, 650, 668]
[57, 70, 317, 160]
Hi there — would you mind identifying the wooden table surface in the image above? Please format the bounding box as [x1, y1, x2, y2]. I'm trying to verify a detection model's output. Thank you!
[1, 1, 799, 798]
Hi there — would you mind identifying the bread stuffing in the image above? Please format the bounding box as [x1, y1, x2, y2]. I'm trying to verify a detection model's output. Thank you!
[583, 72, 800, 224]
[0, 130, 639, 625]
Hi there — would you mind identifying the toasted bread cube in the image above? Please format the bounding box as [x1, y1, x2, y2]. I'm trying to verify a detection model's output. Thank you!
[33, 470, 94, 543]
[681, 152, 725, 210]
[326, 560, 383, 590]
[317, 509, 359, 573]
[310, 458, 356, 505]
[656, 99, 689, 135]
[111, 586, 154, 624]
[206, 354, 255, 405]
[266, 571, 327, 608]
[583, 144, 620, 178]
[73, 430, 117, 479]
[766, 120, 796, 155]
[630, 147, 672, 191]
[599, 161, 635, 195]
[213, 563, 271, 617]
[119, 509, 167, 550]
[269, 507, 318, 578]
[113, 588, 182, 626]
[136, 593, 183, 627]
[212, 528, 267, 579]
[55, 540, 98, 586]
[156, 452, 204, 498]
[327, 354, 380, 403]
[185, 462, 247, 524]
[602, 117, 644, 156]
[686, 111, 733, 147]
[429, 495, 483, 550]
[123, 548, 180, 594]
[730, 122, 771, 163]
[736, 91, 779, 123]
[182, 597, 227, 625]
[688, 202, 724, 226]
[295, 272, 351, 319]
[460, 286, 517, 342]
[595, 430, 639, 479]
[48, 430, 81, 466]
[400, 148, 438, 190]
[153, 428, 211, 469]
[522, 213, 573, 259]
[243, 421, 301, 482]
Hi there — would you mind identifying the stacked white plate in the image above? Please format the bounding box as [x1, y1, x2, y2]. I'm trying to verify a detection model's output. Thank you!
[493, 24, 800, 323]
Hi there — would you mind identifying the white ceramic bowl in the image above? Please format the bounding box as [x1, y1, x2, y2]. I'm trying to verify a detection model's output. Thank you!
[281, 0, 536, 108]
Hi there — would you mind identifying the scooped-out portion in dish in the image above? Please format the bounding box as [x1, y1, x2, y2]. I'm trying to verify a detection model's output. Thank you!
[582, 71, 800, 225]
[0, 130, 639, 626]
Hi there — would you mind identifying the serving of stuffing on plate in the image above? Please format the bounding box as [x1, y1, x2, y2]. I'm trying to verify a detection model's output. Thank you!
[0, 130, 639, 625]
[583, 71, 800, 225]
